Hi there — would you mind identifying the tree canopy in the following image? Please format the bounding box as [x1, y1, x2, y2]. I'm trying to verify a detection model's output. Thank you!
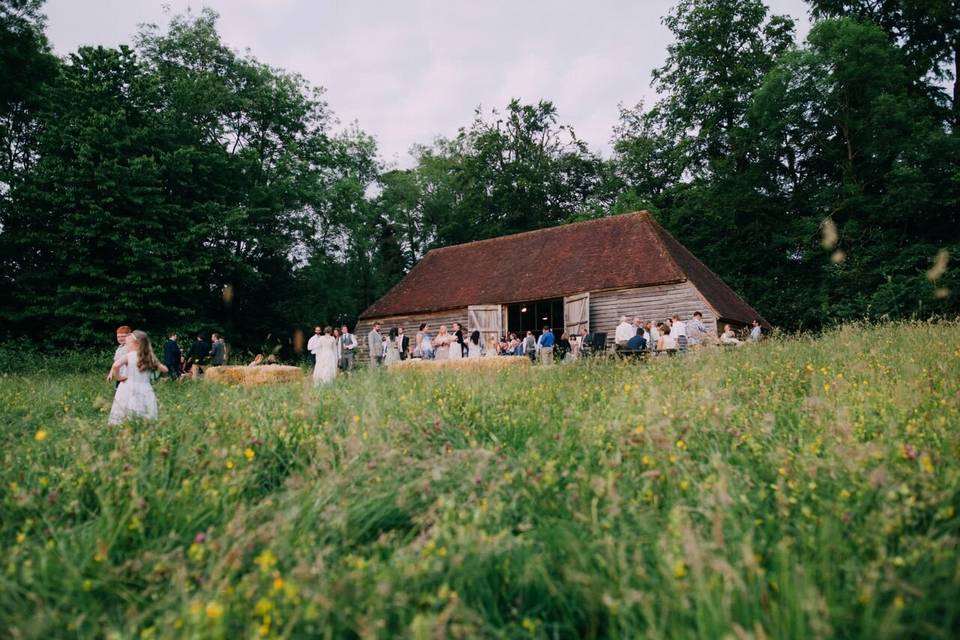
[0, 0, 956, 350]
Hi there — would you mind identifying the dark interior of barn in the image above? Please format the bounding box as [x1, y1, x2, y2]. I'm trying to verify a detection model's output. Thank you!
[506, 298, 564, 337]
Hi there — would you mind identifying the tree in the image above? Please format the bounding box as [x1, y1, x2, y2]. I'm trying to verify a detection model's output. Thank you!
[0, 0, 56, 187]
[410, 99, 614, 248]
[750, 17, 960, 322]
[650, 0, 795, 178]
[0, 9, 381, 347]
[0, 45, 199, 343]
[806, 0, 960, 124]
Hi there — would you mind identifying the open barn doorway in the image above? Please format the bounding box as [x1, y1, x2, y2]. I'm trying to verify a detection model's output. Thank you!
[506, 298, 564, 338]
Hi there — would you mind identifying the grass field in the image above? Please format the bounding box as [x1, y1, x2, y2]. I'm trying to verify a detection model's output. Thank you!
[2, 323, 959, 639]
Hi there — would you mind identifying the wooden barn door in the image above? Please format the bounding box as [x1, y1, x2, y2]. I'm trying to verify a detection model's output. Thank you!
[564, 292, 590, 337]
[467, 305, 502, 355]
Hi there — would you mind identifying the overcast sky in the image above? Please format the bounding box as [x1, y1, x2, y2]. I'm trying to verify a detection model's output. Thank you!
[43, 0, 811, 168]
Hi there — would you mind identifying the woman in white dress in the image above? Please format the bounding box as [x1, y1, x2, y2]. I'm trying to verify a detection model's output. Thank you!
[467, 330, 483, 358]
[383, 327, 401, 365]
[434, 325, 450, 360]
[312, 326, 338, 385]
[108, 330, 167, 425]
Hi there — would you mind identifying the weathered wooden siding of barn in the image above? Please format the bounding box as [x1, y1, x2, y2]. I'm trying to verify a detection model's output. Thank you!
[589, 281, 719, 348]
[353, 308, 469, 365]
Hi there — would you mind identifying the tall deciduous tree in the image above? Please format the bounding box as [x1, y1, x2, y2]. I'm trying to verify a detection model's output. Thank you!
[751, 17, 959, 321]
[806, 0, 960, 124]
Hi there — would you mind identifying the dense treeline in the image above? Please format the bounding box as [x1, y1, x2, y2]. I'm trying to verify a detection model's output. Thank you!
[1, 0, 957, 349]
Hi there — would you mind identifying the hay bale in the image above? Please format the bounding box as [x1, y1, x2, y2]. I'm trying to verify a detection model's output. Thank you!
[205, 364, 304, 386]
[390, 357, 531, 372]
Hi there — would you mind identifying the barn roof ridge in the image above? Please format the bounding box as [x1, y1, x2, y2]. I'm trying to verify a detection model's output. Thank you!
[424, 210, 653, 255]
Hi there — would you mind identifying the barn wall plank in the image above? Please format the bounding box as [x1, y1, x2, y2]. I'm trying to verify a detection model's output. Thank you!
[589, 282, 718, 348]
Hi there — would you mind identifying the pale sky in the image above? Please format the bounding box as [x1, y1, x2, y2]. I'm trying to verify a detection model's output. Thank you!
[42, 0, 811, 168]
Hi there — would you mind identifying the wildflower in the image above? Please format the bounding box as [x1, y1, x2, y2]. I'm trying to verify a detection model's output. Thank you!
[823, 383, 831, 393]
[16, 532, 26, 544]
[679, 479, 689, 491]
[34, 430, 48, 442]
[82, 579, 93, 591]
[225, 460, 235, 470]
[244, 448, 256, 462]
[255, 549, 277, 573]
[352, 415, 360, 423]
[675, 439, 686, 450]
[255, 598, 273, 616]
[840, 489, 851, 500]
[673, 559, 687, 579]
[641, 455, 653, 466]
[893, 595, 905, 609]
[521, 618, 539, 634]
[920, 453, 934, 474]
[272, 576, 285, 592]
[205, 601, 223, 620]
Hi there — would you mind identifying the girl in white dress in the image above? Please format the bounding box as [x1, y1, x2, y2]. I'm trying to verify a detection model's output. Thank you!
[312, 326, 339, 385]
[108, 330, 167, 425]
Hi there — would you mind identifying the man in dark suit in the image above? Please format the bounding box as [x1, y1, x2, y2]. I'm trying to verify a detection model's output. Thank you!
[186, 333, 211, 379]
[163, 332, 182, 380]
[397, 326, 411, 360]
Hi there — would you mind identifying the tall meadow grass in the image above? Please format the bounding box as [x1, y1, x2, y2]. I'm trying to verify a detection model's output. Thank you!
[1, 323, 958, 638]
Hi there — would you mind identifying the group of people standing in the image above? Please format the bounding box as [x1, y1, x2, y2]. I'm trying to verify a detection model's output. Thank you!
[306, 325, 359, 385]
[160, 331, 228, 380]
[614, 313, 763, 352]
[365, 321, 490, 366]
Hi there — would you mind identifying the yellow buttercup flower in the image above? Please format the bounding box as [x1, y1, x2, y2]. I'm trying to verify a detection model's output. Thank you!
[34, 430, 48, 442]
[244, 448, 256, 462]
[673, 559, 687, 579]
[205, 601, 223, 620]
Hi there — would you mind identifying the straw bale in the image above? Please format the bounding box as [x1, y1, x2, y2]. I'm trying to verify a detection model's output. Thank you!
[389, 357, 531, 372]
[204, 364, 304, 386]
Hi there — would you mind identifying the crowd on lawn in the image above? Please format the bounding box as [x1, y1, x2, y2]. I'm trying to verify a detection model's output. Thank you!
[103, 312, 764, 422]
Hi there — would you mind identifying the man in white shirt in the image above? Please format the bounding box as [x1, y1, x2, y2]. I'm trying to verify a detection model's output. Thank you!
[339, 324, 358, 370]
[367, 323, 383, 366]
[750, 319, 763, 342]
[670, 314, 688, 350]
[614, 316, 634, 348]
[107, 325, 131, 386]
[687, 311, 709, 346]
[307, 326, 323, 367]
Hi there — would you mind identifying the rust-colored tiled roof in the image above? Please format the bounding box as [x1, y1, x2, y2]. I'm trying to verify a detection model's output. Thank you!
[359, 211, 765, 326]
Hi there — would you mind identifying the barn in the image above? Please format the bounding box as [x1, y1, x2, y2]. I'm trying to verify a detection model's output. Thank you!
[354, 211, 766, 360]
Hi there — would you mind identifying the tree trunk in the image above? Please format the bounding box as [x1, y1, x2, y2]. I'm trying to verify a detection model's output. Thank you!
[954, 37, 959, 129]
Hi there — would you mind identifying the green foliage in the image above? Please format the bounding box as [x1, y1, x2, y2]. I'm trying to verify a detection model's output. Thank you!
[1, 324, 959, 637]
[1, 0, 958, 347]
[0, 9, 379, 348]
[613, 0, 960, 329]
